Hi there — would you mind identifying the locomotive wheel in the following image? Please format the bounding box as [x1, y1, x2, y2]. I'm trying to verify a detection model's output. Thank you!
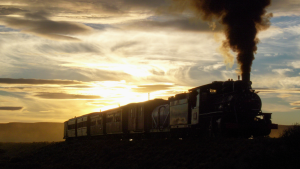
[209, 117, 226, 138]
[214, 118, 228, 138]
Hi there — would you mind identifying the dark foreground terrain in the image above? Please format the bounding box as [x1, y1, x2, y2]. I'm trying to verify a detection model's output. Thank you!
[1, 125, 300, 169]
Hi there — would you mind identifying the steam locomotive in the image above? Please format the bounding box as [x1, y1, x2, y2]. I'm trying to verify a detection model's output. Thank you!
[63, 73, 278, 140]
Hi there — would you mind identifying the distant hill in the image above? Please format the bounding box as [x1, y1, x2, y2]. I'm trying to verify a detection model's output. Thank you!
[269, 125, 291, 138]
[0, 122, 64, 142]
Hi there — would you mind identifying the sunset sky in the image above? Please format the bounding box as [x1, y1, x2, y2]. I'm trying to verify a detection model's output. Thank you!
[0, 0, 299, 125]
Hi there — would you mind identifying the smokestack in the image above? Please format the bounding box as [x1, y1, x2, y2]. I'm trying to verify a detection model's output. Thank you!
[242, 72, 250, 82]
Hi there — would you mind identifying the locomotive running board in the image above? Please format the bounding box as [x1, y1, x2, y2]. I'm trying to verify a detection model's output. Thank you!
[198, 111, 223, 116]
[225, 123, 279, 129]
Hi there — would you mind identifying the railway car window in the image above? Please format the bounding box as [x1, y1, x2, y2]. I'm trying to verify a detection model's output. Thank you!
[97, 119, 102, 125]
[179, 99, 187, 104]
[210, 89, 217, 94]
[82, 121, 87, 127]
[107, 117, 113, 123]
[91, 120, 96, 126]
[78, 122, 82, 128]
[115, 116, 121, 122]
[68, 124, 75, 129]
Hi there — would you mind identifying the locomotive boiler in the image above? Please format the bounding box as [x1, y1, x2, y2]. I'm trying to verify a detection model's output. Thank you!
[64, 74, 278, 140]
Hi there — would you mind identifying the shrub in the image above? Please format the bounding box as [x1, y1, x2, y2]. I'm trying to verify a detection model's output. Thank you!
[280, 123, 300, 146]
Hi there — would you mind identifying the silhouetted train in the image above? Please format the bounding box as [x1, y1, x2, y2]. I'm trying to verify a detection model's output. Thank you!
[64, 74, 278, 140]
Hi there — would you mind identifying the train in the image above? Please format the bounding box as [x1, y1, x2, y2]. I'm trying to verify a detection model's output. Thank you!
[63, 73, 278, 140]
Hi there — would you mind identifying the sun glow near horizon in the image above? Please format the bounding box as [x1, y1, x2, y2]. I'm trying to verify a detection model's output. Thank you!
[79, 80, 192, 115]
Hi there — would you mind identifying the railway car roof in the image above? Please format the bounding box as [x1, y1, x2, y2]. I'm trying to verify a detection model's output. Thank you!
[66, 98, 167, 120]
[189, 81, 224, 91]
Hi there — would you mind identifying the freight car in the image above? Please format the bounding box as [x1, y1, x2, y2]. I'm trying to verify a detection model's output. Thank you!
[64, 74, 278, 140]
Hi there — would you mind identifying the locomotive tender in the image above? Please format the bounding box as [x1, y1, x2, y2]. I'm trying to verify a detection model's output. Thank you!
[64, 74, 278, 140]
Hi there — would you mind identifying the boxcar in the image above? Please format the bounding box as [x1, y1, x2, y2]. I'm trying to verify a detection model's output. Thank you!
[105, 108, 124, 135]
[90, 112, 105, 136]
[76, 115, 89, 137]
[67, 118, 76, 138]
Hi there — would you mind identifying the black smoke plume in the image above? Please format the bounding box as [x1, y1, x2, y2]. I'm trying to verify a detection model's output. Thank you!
[173, 0, 272, 75]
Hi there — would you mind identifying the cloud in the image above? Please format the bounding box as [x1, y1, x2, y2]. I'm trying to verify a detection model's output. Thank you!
[34, 93, 102, 99]
[290, 101, 300, 106]
[63, 85, 93, 89]
[122, 18, 223, 32]
[272, 68, 293, 75]
[111, 41, 140, 52]
[289, 61, 300, 69]
[0, 0, 167, 18]
[269, 0, 300, 16]
[262, 103, 292, 113]
[0, 107, 23, 110]
[252, 75, 300, 89]
[198, 62, 225, 72]
[132, 84, 174, 93]
[292, 107, 300, 110]
[277, 94, 292, 98]
[35, 42, 101, 54]
[122, 0, 167, 8]
[0, 11, 93, 41]
[0, 78, 84, 85]
[0, 7, 27, 15]
[24, 10, 51, 20]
